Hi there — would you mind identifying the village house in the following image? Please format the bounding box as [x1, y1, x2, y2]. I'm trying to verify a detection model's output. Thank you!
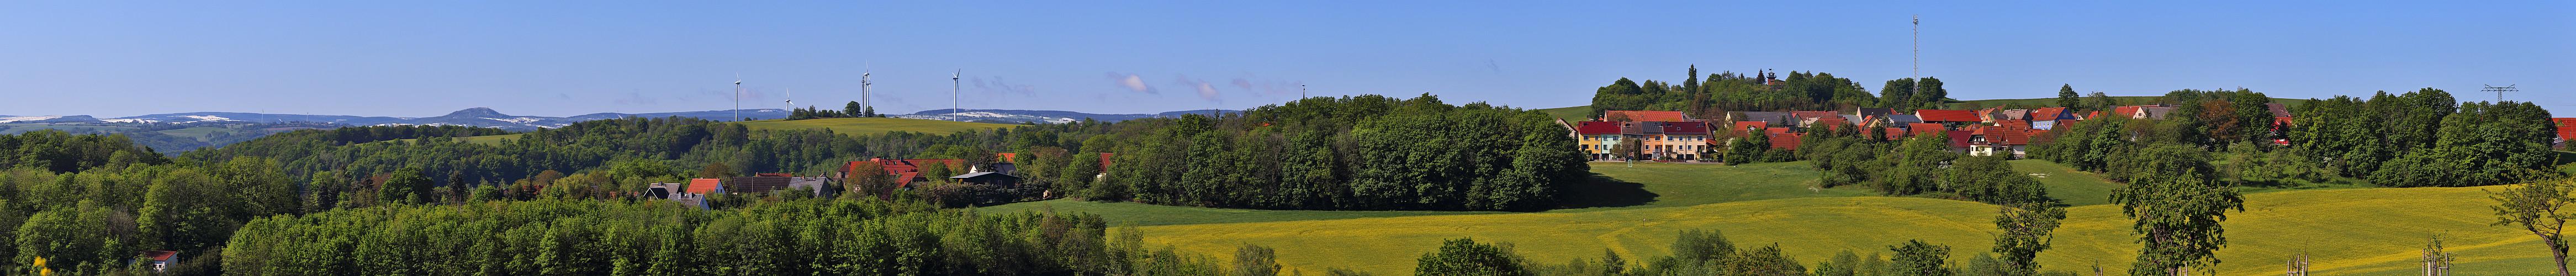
[136, 251, 178, 273]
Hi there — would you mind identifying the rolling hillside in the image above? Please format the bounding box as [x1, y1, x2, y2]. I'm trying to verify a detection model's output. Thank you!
[1137, 187, 2551, 275]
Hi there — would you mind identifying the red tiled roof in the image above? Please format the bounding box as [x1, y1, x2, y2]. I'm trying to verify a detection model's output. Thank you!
[1788, 111, 1839, 120]
[1603, 110, 1690, 121]
[2018, 129, 2052, 145]
[1100, 153, 1117, 172]
[2030, 107, 2068, 120]
[2112, 106, 2143, 119]
[2554, 118, 2575, 141]
[1730, 121, 1768, 137]
[686, 178, 723, 194]
[1914, 109, 1980, 122]
[1765, 128, 1792, 135]
[139, 251, 178, 261]
[1812, 118, 1847, 132]
[1948, 130, 1975, 147]
[2083, 111, 2104, 120]
[1992, 128, 2032, 145]
[1885, 127, 1907, 140]
[996, 153, 1018, 163]
[1578, 121, 1623, 135]
[1996, 120, 2031, 130]
[1908, 123, 1947, 136]
[1769, 133, 1803, 150]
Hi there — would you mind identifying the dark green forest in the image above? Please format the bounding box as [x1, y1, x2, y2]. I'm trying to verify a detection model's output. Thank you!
[1085, 94, 1588, 211]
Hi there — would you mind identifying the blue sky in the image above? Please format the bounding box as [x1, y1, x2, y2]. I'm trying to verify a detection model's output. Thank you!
[3, 1, 2569, 118]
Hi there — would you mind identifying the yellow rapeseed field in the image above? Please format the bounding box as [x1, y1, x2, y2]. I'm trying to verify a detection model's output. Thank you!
[1140, 186, 2555, 275]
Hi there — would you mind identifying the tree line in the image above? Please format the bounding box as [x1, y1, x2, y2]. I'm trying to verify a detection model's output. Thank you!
[224, 197, 1246, 275]
[1589, 65, 1950, 119]
[1078, 94, 1590, 211]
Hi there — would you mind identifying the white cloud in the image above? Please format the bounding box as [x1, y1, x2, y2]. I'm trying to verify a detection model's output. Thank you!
[1104, 72, 1156, 94]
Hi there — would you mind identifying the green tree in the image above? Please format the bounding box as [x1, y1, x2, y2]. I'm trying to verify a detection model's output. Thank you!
[2107, 144, 2242, 275]
[843, 101, 864, 118]
[1995, 202, 2066, 275]
[380, 167, 433, 205]
[2490, 177, 2576, 276]
[2057, 84, 2081, 109]
[1889, 240, 1951, 276]
[1415, 238, 1526, 276]
[1234, 244, 1279, 276]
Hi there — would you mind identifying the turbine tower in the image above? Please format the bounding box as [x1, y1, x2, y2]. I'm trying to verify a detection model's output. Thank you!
[785, 89, 795, 113]
[861, 71, 872, 117]
[733, 76, 743, 122]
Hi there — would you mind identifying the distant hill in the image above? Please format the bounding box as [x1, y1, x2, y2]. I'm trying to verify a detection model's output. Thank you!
[8, 107, 1226, 130]
[893, 109, 1240, 124]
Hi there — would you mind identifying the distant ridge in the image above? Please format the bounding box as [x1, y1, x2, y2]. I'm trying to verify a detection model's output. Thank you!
[3, 107, 1234, 130]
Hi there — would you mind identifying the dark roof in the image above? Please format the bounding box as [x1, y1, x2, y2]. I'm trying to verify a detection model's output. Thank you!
[2266, 103, 2293, 118]
[1947, 130, 1975, 147]
[1659, 121, 1708, 135]
[1886, 114, 1923, 124]
[1854, 108, 1895, 118]
[1577, 121, 1623, 135]
[1914, 109, 1980, 122]
[1736, 112, 1796, 125]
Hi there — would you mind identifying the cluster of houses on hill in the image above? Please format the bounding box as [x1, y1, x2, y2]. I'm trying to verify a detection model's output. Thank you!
[636, 153, 1117, 208]
[1565, 103, 2312, 161]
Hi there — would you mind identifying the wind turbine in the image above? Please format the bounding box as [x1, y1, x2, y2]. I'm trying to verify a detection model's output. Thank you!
[733, 74, 743, 122]
[785, 88, 795, 114]
[951, 70, 960, 122]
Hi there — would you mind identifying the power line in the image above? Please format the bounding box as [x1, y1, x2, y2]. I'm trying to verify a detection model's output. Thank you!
[2482, 84, 2516, 103]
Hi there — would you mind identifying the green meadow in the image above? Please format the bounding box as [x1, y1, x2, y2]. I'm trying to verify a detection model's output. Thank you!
[1139, 187, 2547, 275]
[982, 157, 2552, 275]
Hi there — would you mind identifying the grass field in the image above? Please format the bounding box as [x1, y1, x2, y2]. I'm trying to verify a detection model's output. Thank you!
[734, 117, 1019, 134]
[1537, 106, 1590, 122]
[1139, 186, 2553, 275]
[2006, 160, 2124, 206]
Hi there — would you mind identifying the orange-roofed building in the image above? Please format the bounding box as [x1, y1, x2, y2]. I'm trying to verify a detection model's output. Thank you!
[1913, 109, 1980, 123]
[1907, 123, 1947, 136]
[2557, 118, 2576, 145]
[1884, 127, 1908, 141]
[840, 158, 967, 189]
[1601, 110, 1691, 122]
[1731, 121, 1769, 137]
[1769, 132, 1803, 150]
[685, 178, 724, 194]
